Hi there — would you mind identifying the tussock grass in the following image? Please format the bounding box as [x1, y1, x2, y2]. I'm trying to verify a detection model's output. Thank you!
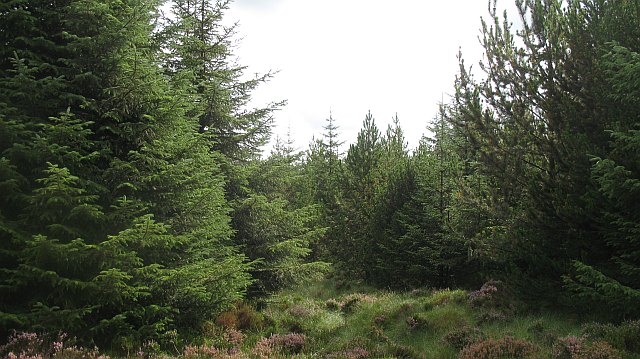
[252, 278, 638, 358]
[7, 278, 637, 358]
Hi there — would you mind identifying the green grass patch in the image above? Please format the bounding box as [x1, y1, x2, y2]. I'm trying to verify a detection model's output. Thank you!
[31, 278, 635, 358]
[250, 278, 640, 358]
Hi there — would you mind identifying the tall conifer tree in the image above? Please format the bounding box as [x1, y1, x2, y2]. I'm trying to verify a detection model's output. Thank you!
[450, 0, 640, 302]
[0, 0, 251, 348]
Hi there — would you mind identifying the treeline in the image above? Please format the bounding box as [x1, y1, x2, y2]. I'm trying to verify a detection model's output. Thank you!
[0, 0, 639, 353]
[302, 0, 640, 320]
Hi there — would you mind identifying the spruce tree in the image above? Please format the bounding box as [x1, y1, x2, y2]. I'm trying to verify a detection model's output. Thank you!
[565, 43, 640, 319]
[160, 0, 281, 161]
[370, 109, 478, 288]
[233, 142, 329, 296]
[0, 0, 251, 348]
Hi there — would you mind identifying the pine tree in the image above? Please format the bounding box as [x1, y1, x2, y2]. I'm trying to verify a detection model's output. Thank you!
[338, 112, 383, 278]
[448, 0, 640, 300]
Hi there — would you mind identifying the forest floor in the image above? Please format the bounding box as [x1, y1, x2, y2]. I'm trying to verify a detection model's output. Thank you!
[6, 278, 640, 358]
[197, 278, 640, 358]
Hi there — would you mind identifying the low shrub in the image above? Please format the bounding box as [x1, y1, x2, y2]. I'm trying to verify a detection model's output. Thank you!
[387, 343, 422, 359]
[251, 333, 306, 358]
[288, 305, 311, 318]
[0, 332, 108, 359]
[406, 316, 420, 330]
[578, 341, 621, 359]
[341, 297, 360, 314]
[215, 311, 239, 330]
[276, 333, 306, 353]
[370, 325, 388, 341]
[442, 326, 484, 350]
[0, 332, 47, 359]
[201, 323, 246, 353]
[222, 329, 245, 348]
[552, 335, 585, 359]
[458, 336, 538, 359]
[476, 309, 507, 324]
[468, 280, 517, 315]
[251, 338, 273, 359]
[326, 347, 369, 359]
[235, 303, 263, 330]
[214, 303, 263, 331]
[582, 320, 640, 353]
[373, 315, 387, 326]
[183, 344, 223, 358]
[551, 338, 621, 359]
[468, 281, 499, 307]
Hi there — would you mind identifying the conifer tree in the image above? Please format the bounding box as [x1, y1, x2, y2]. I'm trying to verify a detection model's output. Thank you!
[377, 114, 409, 192]
[233, 141, 329, 296]
[160, 0, 281, 162]
[448, 0, 640, 299]
[370, 109, 478, 288]
[305, 114, 344, 209]
[0, 0, 251, 348]
[338, 112, 383, 277]
[565, 43, 640, 319]
[303, 114, 345, 260]
[159, 0, 302, 298]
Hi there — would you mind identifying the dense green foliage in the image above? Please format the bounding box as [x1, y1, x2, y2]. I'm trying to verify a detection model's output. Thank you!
[444, 0, 640, 314]
[234, 142, 330, 296]
[299, 0, 640, 319]
[0, 0, 320, 351]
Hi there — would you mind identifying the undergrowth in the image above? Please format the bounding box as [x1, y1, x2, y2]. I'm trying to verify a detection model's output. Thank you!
[2, 278, 639, 358]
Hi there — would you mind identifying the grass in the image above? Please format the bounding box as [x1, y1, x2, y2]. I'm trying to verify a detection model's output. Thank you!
[246, 278, 639, 358]
[3, 278, 639, 358]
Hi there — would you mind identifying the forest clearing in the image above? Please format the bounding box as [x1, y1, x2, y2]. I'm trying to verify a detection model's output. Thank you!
[1, 0, 639, 357]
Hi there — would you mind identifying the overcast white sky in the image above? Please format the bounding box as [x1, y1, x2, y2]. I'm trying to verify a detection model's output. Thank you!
[225, 0, 514, 154]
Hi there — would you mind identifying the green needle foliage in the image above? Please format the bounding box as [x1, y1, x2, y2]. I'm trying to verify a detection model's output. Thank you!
[297, 0, 640, 320]
[234, 141, 330, 297]
[0, 0, 251, 350]
[565, 43, 640, 319]
[444, 0, 640, 306]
